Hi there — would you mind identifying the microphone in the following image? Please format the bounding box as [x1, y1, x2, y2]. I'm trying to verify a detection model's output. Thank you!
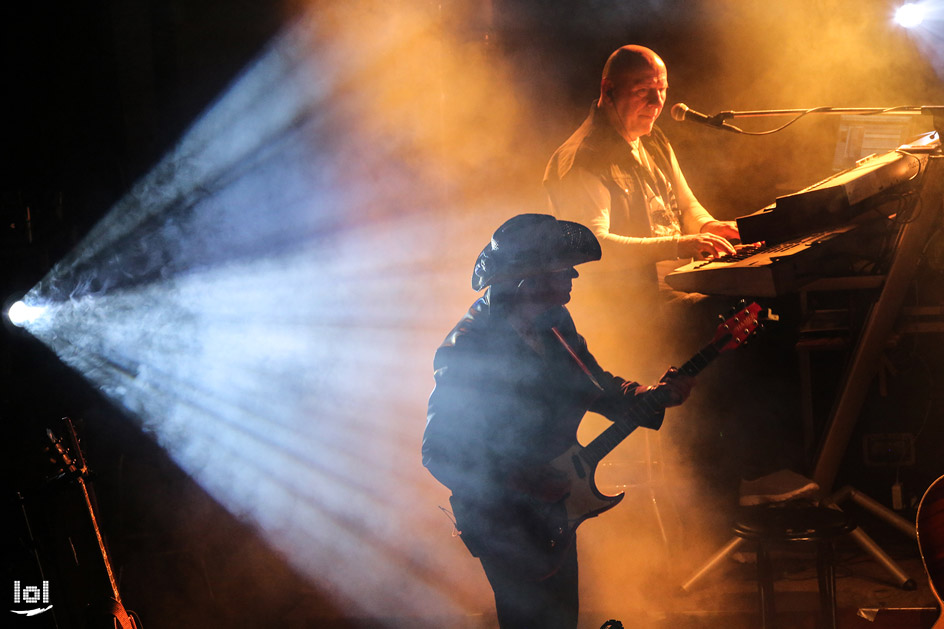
[670, 103, 740, 133]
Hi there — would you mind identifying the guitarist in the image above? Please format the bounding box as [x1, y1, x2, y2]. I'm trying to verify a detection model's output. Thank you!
[422, 214, 694, 629]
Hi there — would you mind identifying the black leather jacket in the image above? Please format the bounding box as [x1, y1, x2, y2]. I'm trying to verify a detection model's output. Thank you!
[422, 290, 665, 503]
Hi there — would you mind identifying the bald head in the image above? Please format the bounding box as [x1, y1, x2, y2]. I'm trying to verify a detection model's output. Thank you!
[601, 45, 666, 84]
[599, 45, 669, 141]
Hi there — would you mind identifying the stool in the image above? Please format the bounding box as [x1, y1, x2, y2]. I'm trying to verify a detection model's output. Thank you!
[732, 504, 856, 629]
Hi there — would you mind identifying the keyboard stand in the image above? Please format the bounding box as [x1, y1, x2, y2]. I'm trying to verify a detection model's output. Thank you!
[812, 153, 944, 490]
[681, 152, 944, 593]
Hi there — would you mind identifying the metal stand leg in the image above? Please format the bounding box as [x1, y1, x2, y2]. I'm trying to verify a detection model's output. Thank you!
[681, 536, 746, 592]
[644, 432, 674, 552]
[832, 486, 917, 540]
[757, 542, 776, 629]
[828, 487, 917, 590]
[817, 541, 839, 629]
[847, 527, 916, 589]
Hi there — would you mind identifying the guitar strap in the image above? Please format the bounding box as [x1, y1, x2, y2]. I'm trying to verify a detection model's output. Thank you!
[550, 327, 605, 394]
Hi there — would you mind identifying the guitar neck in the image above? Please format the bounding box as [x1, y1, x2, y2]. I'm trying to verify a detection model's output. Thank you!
[580, 340, 722, 467]
[679, 340, 722, 379]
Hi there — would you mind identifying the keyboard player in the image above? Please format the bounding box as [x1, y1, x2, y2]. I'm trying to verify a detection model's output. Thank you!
[543, 44, 810, 506]
[543, 44, 740, 373]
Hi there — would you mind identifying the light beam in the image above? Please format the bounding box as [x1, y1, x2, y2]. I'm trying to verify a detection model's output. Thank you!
[12, 4, 510, 623]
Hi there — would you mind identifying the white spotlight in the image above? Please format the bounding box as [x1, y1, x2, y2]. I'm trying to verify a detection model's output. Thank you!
[895, 2, 927, 28]
[6, 300, 46, 328]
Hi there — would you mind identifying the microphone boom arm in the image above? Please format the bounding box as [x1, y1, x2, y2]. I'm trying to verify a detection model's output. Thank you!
[714, 105, 944, 119]
[701, 105, 944, 137]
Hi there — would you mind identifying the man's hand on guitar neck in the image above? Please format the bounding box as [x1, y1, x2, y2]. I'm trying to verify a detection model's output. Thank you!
[643, 367, 694, 408]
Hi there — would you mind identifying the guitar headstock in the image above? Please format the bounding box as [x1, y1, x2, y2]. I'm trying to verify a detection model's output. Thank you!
[44, 417, 86, 482]
[710, 301, 767, 353]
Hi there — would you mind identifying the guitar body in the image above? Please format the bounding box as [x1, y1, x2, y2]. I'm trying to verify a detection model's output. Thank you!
[454, 445, 622, 582]
[547, 442, 625, 538]
[917, 474, 944, 629]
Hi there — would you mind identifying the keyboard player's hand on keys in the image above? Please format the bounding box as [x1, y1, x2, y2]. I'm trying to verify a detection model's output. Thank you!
[732, 242, 764, 255]
[703, 241, 764, 262]
[678, 232, 737, 260]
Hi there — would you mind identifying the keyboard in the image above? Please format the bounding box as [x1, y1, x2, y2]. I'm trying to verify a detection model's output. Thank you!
[665, 225, 860, 297]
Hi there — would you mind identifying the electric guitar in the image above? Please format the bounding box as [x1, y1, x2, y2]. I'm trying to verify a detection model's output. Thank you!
[453, 302, 765, 580]
[917, 474, 944, 629]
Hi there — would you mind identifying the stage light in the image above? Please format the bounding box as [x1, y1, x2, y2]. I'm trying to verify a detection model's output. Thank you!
[4, 299, 46, 328]
[891, 1, 944, 82]
[895, 2, 927, 27]
[7, 300, 28, 327]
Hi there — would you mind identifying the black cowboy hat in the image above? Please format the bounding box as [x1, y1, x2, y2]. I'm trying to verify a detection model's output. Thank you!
[471, 214, 601, 291]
